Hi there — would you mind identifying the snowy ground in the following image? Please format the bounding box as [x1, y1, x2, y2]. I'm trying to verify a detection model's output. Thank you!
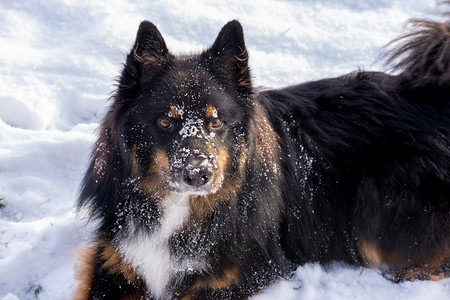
[0, 0, 449, 299]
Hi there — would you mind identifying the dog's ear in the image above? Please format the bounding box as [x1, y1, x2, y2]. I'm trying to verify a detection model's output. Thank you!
[118, 21, 173, 99]
[204, 20, 252, 96]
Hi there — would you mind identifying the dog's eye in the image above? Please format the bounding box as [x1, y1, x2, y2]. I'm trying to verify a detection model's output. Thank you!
[210, 118, 223, 129]
[158, 117, 173, 129]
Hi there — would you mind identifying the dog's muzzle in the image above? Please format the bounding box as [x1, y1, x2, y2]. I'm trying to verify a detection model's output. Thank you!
[182, 156, 213, 188]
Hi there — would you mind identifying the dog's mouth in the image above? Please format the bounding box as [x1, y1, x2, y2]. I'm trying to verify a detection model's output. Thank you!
[170, 183, 213, 195]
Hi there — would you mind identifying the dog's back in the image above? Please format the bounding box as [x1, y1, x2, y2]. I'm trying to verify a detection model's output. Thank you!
[262, 13, 450, 281]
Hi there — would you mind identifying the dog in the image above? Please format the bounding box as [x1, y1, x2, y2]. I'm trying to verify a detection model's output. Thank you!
[75, 7, 450, 300]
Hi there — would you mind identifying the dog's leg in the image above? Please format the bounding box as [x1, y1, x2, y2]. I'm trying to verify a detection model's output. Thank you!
[74, 240, 147, 300]
[355, 173, 450, 281]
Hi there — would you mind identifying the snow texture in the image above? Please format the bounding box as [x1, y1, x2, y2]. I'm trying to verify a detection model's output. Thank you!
[0, 0, 449, 299]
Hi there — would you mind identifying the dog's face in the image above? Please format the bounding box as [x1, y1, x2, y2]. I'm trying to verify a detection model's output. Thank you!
[114, 21, 253, 200]
[127, 59, 244, 196]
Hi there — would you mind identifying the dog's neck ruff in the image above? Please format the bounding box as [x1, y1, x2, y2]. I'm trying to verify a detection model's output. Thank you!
[119, 192, 191, 299]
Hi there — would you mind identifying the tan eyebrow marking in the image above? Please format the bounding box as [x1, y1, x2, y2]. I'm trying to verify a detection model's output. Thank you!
[168, 105, 181, 119]
[205, 104, 218, 119]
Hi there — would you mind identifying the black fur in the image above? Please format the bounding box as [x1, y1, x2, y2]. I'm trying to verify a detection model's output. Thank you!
[76, 7, 450, 300]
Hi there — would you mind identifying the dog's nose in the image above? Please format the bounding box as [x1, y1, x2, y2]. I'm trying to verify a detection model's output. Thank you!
[182, 160, 213, 187]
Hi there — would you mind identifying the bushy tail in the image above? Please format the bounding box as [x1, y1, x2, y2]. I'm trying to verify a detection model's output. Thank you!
[386, 1, 450, 89]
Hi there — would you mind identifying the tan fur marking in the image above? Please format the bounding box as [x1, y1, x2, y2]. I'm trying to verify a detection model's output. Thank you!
[139, 149, 170, 200]
[205, 104, 218, 119]
[360, 240, 405, 267]
[387, 266, 449, 282]
[73, 246, 96, 300]
[183, 267, 240, 298]
[180, 293, 194, 300]
[133, 48, 170, 71]
[360, 240, 384, 267]
[100, 245, 140, 284]
[428, 243, 450, 269]
[235, 49, 251, 91]
[189, 181, 239, 220]
[74, 240, 146, 299]
[189, 147, 239, 220]
[196, 266, 240, 289]
[253, 104, 281, 180]
[217, 148, 229, 173]
[169, 105, 181, 119]
[428, 273, 448, 281]
[360, 239, 450, 281]
[223, 48, 251, 92]
[153, 149, 170, 172]
[207, 144, 229, 192]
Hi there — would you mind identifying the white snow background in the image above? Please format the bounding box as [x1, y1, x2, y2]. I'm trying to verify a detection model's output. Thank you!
[1, 0, 449, 299]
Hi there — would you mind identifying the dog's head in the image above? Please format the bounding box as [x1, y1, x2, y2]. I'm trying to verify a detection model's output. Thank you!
[80, 20, 282, 224]
[105, 20, 253, 201]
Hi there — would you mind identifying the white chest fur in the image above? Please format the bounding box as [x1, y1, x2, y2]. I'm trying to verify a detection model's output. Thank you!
[119, 193, 191, 299]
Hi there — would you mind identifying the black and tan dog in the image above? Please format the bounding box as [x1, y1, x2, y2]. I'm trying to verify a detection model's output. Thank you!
[75, 6, 450, 300]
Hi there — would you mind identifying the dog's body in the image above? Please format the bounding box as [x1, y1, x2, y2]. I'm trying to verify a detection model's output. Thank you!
[75, 11, 450, 300]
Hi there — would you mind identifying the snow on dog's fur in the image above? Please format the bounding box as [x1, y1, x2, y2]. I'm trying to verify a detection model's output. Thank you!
[76, 5, 450, 299]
